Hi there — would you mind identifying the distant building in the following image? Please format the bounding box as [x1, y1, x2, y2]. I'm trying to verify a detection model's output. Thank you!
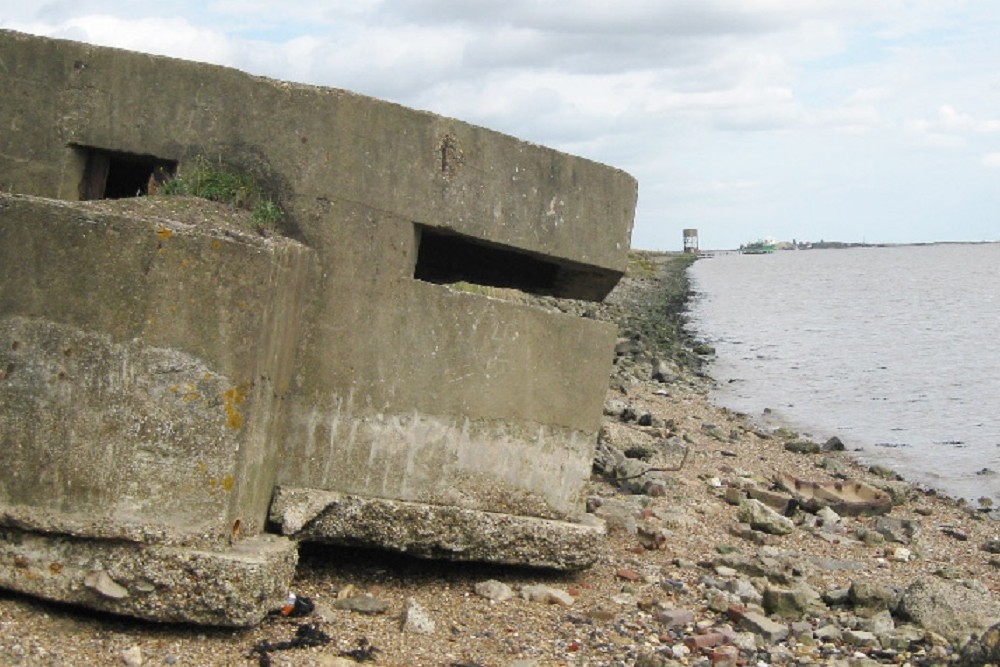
[683, 228, 699, 254]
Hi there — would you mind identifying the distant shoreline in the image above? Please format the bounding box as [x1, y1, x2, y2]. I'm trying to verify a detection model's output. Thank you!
[692, 238, 1000, 255]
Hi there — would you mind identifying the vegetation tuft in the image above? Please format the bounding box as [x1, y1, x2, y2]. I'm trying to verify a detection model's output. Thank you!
[163, 156, 285, 235]
[626, 254, 659, 279]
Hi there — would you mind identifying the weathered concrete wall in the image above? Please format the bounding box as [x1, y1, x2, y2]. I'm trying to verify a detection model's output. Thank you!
[0, 195, 317, 545]
[0, 29, 635, 529]
[0, 29, 635, 293]
[0, 29, 637, 620]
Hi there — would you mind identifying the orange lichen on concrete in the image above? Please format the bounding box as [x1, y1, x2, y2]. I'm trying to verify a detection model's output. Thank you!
[223, 384, 248, 429]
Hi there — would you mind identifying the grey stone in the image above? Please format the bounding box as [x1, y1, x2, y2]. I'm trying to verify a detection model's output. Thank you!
[874, 516, 922, 544]
[869, 478, 916, 506]
[474, 580, 515, 602]
[637, 523, 671, 550]
[785, 440, 821, 455]
[715, 553, 793, 584]
[634, 651, 676, 667]
[655, 608, 695, 627]
[870, 464, 900, 479]
[816, 506, 842, 525]
[880, 624, 924, 651]
[738, 499, 794, 535]
[613, 458, 670, 495]
[747, 487, 793, 514]
[520, 584, 574, 606]
[958, 621, 1000, 666]
[732, 631, 758, 652]
[861, 609, 896, 634]
[313, 603, 339, 624]
[823, 586, 851, 606]
[723, 578, 762, 604]
[843, 629, 880, 648]
[763, 583, 826, 619]
[818, 456, 850, 475]
[121, 646, 143, 667]
[400, 598, 435, 634]
[738, 611, 789, 642]
[768, 645, 795, 663]
[814, 624, 843, 642]
[333, 594, 389, 615]
[590, 497, 640, 535]
[84, 571, 129, 600]
[848, 580, 902, 613]
[652, 358, 679, 383]
[603, 398, 629, 417]
[897, 578, 1000, 643]
[271, 487, 605, 571]
[823, 437, 846, 451]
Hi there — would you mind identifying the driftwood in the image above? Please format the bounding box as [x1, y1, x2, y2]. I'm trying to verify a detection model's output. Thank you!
[617, 445, 689, 481]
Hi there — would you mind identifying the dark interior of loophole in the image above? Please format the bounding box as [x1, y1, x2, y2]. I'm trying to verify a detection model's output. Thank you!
[414, 226, 561, 295]
[77, 147, 177, 200]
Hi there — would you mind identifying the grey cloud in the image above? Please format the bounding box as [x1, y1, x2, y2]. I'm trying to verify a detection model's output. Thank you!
[383, 0, 791, 37]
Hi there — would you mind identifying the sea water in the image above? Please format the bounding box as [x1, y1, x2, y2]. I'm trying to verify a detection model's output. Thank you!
[686, 243, 1000, 502]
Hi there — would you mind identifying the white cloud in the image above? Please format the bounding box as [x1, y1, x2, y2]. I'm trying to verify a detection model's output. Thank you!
[903, 105, 1000, 149]
[982, 153, 1000, 168]
[6, 15, 242, 66]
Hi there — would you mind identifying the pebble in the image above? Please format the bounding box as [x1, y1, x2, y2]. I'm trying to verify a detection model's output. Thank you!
[400, 597, 435, 634]
[332, 593, 389, 615]
[520, 584, 574, 606]
[655, 608, 695, 627]
[84, 570, 129, 599]
[474, 579, 515, 602]
[121, 645, 143, 667]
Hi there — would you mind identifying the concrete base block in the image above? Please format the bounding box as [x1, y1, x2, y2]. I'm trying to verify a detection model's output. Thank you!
[269, 486, 606, 571]
[0, 527, 297, 626]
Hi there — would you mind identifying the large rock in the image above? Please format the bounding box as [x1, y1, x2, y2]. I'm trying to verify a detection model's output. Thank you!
[958, 621, 1000, 666]
[874, 517, 922, 544]
[897, 579, 1000, 643]
[849, 580, 902, 614]
[763, 583, 826, 619]
[737, 610, 789, 642]
[738, 499, 794, 535]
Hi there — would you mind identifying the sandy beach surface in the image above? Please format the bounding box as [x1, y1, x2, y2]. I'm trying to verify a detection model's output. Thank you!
[2, 252, 999, 667]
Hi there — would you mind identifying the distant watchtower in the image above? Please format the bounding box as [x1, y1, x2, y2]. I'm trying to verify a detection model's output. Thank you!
[683, 228, 699, 254]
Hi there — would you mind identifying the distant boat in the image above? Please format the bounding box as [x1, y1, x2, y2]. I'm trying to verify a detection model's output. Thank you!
[741, 239, 777, 254]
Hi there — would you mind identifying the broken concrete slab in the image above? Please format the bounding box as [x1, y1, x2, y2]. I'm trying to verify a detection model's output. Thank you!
[269, 487, 605, 571]
[0, 527, 297, 626]
[775, 472, 893, 517]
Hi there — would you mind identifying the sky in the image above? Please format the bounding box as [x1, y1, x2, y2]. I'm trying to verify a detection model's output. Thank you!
[3, 1, 999, 250]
